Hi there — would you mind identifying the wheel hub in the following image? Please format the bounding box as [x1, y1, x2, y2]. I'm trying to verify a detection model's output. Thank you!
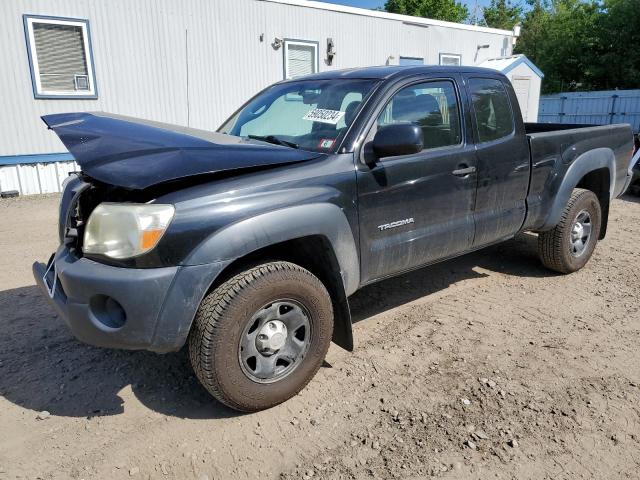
[572, 222, 584, 238]
[255, 320, 288, 355]
[239, 300, 312, 384]
[570, 210, 592, 257]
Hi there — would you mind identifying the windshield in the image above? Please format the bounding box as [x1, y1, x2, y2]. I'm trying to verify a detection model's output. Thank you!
[219, 79, 379, 153]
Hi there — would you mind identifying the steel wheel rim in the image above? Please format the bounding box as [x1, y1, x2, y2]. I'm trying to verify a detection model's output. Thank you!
[570, 209, 592, 257]
[238, 299, 312, 384]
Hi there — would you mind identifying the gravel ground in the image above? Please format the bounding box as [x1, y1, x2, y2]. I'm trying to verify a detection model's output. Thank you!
[0, 193, 639, 480]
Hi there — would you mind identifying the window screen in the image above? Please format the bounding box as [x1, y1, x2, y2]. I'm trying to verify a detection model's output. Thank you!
[285, 40, 318, 79]
[24, 16, 96, 98]
[439, 54, 461, 66]
[377, 80, 462, 150]
[469, 78, 514, 143]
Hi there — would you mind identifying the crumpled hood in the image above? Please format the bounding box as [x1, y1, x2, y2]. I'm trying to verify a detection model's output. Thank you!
[42, 112, 322, 189]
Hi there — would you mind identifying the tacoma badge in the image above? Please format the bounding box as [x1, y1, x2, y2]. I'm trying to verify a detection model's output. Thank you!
[377, 218, 415, 231]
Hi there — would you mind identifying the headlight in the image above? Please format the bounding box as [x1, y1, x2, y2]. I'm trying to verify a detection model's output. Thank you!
[83, 203, 175, 259]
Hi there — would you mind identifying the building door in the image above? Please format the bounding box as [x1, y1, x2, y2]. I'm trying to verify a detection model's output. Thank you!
[511, 76, 531, 121]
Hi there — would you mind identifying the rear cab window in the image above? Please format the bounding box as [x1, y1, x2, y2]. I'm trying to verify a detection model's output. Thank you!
[468, 78, 515, 143]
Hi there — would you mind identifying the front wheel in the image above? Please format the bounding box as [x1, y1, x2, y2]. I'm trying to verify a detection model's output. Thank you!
[538, 188, 602, 274]
[188, 261, 334, 412]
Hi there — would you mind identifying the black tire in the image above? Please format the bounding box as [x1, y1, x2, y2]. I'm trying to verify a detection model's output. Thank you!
[538, 188, 602, 274]
[188, 261, 333, 412]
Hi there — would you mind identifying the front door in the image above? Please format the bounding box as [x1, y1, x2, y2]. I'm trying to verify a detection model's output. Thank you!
[356, 77, 478, 284]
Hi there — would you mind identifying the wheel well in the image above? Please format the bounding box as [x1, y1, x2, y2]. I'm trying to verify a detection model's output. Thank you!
[206, 235, 354, 351]
[576, 167, 610, 239]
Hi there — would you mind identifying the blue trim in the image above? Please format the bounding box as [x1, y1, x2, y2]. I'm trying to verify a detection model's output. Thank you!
[0, 153, 74, 166]
[23, 14, 99, 100]
[501, 55, 544, 78]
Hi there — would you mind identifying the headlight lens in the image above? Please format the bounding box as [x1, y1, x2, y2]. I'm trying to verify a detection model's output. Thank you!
[84, 203, 175, 259]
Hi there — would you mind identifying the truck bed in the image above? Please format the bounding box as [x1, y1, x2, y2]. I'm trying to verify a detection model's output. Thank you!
[522, 122, 634, 232]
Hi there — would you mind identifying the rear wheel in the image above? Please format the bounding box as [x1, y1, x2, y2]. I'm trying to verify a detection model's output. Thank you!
[538, 188, 602, 274]
[188, 261, 333, 412]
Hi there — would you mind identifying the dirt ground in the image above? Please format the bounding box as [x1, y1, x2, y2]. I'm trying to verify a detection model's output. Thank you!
[0, 193, 639, 480]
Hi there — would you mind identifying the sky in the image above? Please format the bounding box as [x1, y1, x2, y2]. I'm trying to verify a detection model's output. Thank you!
[317, 0, 491, 14]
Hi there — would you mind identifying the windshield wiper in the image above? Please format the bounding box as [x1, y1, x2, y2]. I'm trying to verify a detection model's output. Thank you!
[247, 135, 299, 149]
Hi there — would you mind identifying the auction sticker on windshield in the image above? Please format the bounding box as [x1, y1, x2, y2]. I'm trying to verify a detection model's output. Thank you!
[318, 138, 335, 149]
[303, 108, 345, 125]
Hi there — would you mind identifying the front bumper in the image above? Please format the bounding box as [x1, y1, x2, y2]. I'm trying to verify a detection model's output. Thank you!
[33, 246, 229, 353]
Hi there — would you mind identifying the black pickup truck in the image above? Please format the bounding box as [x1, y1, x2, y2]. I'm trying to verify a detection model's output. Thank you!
[33, 66, 634, 411]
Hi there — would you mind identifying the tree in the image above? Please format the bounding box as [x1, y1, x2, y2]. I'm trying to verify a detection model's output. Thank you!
[594, 0, 640, 90]
[515, 0, 600, 93]
[514, 0, 640, 93]
[482, 0, 522, 29]
[513, 0, 549, 65]
[385, 0, 469, 23]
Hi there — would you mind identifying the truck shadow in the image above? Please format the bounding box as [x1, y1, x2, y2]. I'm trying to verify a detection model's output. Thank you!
[0, 285, 235, 420]
[0, 234, 552, 419]
[620, 193, 640, 204]
[349, 232, 552, 323]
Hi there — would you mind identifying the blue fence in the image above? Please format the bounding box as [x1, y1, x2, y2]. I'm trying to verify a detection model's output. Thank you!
[538, 90, 640, 133]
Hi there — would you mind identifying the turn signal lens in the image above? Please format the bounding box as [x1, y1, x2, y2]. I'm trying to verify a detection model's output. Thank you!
[140, 229, 165, 250]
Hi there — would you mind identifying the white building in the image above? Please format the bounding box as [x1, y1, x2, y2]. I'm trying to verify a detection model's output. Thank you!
[0, 0, 534, 195]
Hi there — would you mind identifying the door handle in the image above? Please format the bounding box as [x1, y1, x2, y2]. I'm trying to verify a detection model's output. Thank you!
[452, 166, 476, 177]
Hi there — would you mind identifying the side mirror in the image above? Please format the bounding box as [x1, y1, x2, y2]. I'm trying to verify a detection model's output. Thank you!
[372, 123, 424, 159]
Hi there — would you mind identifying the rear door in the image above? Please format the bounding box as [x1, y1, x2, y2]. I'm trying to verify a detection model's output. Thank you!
[356, 75, 478, 283]
[466, 76, 530, 247]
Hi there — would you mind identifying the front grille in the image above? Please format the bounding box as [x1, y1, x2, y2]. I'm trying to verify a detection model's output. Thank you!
[58, 174, 90, 251]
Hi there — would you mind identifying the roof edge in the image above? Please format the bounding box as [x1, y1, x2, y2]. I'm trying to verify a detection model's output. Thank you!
[502, 55, 544, 78]
[480, 54, 544, 78]
[257, 0, 515, 36]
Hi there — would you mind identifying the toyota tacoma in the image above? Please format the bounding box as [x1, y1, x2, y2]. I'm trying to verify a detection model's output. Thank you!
[33, 66, 635, 411]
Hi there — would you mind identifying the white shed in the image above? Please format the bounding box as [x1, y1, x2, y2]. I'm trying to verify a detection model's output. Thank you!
[479, 55, 543, 122]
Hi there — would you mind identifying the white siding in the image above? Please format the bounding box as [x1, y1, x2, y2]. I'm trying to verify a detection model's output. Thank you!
[0, 0, 514, 163]
[0, 161, 79, 195]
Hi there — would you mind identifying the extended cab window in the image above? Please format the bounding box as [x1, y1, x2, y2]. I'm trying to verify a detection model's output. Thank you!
[377, 80, 462, 150]
[469, 78, 514, 143]
[219, 79, 378, 153]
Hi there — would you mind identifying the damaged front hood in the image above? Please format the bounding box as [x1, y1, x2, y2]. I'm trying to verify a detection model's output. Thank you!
[42, 112, 322, 189]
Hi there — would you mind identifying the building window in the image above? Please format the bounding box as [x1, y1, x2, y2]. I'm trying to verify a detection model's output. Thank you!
[399, 57, 424, 66]
[439, 53, 462, 66]
[23, 15, 97, 99]
[284, 40, 318, 79]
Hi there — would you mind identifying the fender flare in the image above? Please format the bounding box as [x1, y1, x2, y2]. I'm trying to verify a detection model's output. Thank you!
[185, 203, 360, 351]
[186, 203, 360, 295]
[541, 148, 615, 230]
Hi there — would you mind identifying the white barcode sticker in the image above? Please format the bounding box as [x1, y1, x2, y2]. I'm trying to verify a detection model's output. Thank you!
[303, 108, 345, 125]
